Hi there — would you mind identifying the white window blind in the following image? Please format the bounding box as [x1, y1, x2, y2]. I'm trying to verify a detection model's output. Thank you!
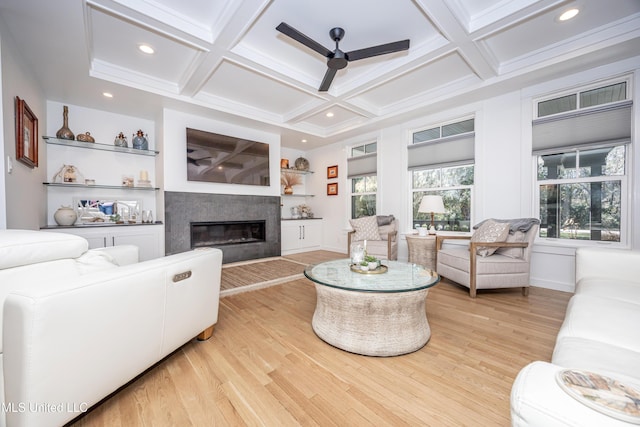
[347, 153, 377, 178]
[407, 133, 475, 170]
[532, 101, 632, 154]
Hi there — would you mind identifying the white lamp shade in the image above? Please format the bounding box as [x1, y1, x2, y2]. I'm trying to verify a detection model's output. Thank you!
[418, 195, 446, 214]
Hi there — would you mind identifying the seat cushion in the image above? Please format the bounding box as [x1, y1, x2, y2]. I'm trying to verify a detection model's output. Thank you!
[556, 294, 640, 353]
[437, 248, 529, 274]
[349, 216, 380, 241]
[361, 240, 396, 260]
[0, 230, 88, 269]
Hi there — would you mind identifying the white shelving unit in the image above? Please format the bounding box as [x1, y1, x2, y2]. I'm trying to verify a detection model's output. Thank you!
[43, 135, 164, 260]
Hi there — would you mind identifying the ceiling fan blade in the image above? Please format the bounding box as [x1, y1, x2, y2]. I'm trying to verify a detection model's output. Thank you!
[319, 68, 337, 92]
[346, 39, 410, 61]
[276, 22, 333, 58]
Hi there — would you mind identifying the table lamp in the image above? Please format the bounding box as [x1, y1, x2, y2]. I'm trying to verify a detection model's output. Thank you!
[418, 195, 446, 234]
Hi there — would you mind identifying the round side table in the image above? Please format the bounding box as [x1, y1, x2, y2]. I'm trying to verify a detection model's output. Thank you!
[405, 234, 436, 269]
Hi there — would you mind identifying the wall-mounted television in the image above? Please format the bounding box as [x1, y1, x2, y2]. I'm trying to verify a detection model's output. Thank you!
[186, 128, 270, 186]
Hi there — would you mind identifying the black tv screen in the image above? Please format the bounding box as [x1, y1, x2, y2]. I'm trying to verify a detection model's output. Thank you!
[186, 128, 270, 186]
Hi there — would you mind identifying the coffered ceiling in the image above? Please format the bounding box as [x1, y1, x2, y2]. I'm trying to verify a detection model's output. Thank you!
[2, 0, 640, 149]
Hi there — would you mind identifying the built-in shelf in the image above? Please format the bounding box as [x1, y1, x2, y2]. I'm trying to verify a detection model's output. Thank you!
[44, 182, 159, 191]
[44, 136, 159, 156]
[281, 168, 313, 175]
[281, 193, 314, 197]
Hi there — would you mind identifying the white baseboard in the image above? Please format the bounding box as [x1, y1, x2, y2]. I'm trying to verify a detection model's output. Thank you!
[531, 277, 574, 293]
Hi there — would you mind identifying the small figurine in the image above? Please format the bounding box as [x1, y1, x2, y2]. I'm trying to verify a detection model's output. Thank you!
[114, 132, 128, 147]
[132, 129, 149, 150]
[76, 132, 95, 143]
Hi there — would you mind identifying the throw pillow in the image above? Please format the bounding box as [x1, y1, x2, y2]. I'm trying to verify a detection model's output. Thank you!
[471, 219, 510, 257]
[349, 215, 381, 241]
[496, 230, 526, 259]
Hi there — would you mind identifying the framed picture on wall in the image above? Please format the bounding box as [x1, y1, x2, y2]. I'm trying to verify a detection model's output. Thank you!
[327, 165, 338, 179]
[15, 96, 38, 168]
[327, 182, 338, 196]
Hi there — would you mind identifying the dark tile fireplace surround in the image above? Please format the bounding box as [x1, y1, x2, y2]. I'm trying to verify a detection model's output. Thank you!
[164, 192, 281, 263]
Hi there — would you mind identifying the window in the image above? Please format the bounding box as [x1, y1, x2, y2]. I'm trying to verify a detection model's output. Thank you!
[412, 165, 474, 231]
[533, 77, 631, 244]
[351, 176, 377, 218]
[409, 117, 475, 230]
[537, 145, 626, 242]
[348, 142, 377, 218]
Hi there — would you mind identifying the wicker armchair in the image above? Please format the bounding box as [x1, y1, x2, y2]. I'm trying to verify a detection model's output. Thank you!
[436, 219, 539, 297]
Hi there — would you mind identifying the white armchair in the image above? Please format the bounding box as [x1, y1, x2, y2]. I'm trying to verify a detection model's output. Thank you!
[436, 218, 539, 298]
[0, 229, 222, 427]
[347, 215, 398, 261]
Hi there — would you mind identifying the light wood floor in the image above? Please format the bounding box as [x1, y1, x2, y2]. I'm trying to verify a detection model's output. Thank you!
[70, 251, 571, 426]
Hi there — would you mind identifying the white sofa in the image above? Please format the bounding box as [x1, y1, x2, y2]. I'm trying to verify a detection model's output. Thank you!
[0, 229, 222, 427]
[511, 246, 640, 426]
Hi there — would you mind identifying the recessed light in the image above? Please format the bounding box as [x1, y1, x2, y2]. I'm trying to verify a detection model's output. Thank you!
[326, 112, 334, 118]
[102, 92, 113, 98]
[301, 139, 307, 143]
[559, 8, 579, 21]
[139, 44, 155, 54]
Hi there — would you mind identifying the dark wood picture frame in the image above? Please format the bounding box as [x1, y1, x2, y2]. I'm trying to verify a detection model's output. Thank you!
[327, 165, 338, 179]
[15, 96, 38, 168]
[327, 182, 338, 196]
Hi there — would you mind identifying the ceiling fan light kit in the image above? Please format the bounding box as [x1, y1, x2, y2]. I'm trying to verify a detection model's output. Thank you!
[276, 22, 410, 91]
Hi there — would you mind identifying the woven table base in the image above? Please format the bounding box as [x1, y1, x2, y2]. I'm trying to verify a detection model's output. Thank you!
[312, 284, 431, 357]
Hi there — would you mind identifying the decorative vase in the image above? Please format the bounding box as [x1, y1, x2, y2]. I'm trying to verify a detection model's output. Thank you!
[418, 227, 428, 236]
[114, 132, 128, 147]
[284, 186, 293, 195]
[132, 129, 149, 150]
[294, 157, 309, 171]
[56, 106, 75, 140]
[54, 206, 77, 226]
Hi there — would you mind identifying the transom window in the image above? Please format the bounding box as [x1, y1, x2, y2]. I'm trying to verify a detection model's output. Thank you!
[536, 80, 628, 118]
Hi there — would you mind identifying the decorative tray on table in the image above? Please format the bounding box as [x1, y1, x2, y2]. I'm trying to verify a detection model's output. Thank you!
[350, 264, 388, 274]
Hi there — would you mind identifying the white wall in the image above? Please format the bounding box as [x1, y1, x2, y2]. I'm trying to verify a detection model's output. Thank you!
[305, 56, 640, 293]
[1, 17, 47, 230]
[0, 31, 5, 229]
[161, 109, 281, 200]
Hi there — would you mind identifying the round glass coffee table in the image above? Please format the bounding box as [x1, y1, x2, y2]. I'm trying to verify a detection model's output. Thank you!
[304, 259, 440, 357]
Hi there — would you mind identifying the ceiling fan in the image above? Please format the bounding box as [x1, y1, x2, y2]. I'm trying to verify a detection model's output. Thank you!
[276, 22, 410, 92]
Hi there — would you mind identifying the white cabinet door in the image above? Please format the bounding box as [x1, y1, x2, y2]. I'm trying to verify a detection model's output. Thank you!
[299, 221, 322, 249]
[112, 227, 163, 261]
[45, 225, 164, 261]
[281, 220, 322, 254]
[281, 221, 303, 252]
